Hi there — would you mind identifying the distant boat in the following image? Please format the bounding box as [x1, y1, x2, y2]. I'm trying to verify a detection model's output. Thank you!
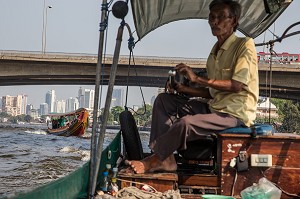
[46, 108, 89, 137]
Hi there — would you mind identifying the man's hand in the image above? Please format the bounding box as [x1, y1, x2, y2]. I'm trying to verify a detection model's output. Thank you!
[175, 63, 198, 83]
[165, 80, 177, 94]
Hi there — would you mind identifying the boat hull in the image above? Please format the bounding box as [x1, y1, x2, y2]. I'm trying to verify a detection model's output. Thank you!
[47, 108, 89, 137]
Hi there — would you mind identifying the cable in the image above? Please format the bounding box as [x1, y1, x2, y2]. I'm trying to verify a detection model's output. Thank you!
[260, 168, 300, 198]
[231, 168, 238, 197]
[255, 21, 300, 47]
[255, 21, 300, 124]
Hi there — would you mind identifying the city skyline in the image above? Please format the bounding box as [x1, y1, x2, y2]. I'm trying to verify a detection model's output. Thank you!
[0, 86, 158, 113]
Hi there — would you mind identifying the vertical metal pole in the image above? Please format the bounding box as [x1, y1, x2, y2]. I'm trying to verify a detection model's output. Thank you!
[90, 22, 125, 198]
[89, 1, 107, 198]
[42, 0, 46, 53]
[44, 7, 49, 53]
[268, 44, 274, 124]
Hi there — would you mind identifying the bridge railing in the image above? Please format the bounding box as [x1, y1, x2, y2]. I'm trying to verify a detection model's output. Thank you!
[0, 50, 206, 65]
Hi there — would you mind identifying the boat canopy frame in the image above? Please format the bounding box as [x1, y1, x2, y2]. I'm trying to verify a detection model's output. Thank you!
[130, 0, 292, 40]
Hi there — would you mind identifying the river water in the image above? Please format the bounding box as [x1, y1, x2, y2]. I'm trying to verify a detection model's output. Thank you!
[0, 123, 150, 198]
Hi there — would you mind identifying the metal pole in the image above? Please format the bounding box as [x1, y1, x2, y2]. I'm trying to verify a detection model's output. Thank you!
[268, 43, 274, 124]
[42, 0, 46, 53]
[88, 0, 108, 198]
[44, 6, 50, 53]
[89, 22, 125, 198]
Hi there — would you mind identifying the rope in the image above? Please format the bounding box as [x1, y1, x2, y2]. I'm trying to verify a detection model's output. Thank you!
[116, 177, 158, 193]
[123, 24, 147, 116]
[115, 185, 181, 199]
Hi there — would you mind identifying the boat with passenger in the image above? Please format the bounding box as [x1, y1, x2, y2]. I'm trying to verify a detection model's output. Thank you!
[7, 0, 300, 199]
[46, 107, 89, 137]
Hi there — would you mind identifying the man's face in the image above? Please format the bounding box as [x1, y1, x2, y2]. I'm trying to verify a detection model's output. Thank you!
[208, 4, 236, 37]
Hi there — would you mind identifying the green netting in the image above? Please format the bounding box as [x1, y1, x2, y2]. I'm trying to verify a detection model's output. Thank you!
[4, 132, 121, 199]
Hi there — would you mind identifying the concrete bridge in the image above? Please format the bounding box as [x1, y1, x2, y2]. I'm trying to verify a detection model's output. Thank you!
[1, 50, 300, 100]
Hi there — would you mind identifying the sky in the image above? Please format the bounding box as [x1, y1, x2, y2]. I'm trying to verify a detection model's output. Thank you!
[0, 0, 299, 109]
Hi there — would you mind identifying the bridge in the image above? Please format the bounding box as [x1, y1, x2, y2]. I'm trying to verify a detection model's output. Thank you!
[0, 50, 300, 100]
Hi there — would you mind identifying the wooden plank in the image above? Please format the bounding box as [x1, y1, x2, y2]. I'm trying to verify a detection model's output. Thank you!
[118, 172, 178, 192]
[178, 173, 218, 186]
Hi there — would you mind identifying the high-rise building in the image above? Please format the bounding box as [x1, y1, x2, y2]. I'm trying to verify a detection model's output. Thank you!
[29, 109, 39, 120]
[78, 87, 85, 108]
[112, 88, 124, 107]
[1, 95, 27, 116]
[84, 89, 95, 109]
[55, 100, 66, 113]
[66, 97, 79, 112]
[39, 103, 49, 116]
[20, 95, 28, 115]
[26, 104, 34, 115]
[78, 87, 94, 109]
[45, 90, 56, 113]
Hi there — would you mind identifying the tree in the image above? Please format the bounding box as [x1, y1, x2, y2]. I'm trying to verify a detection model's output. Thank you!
[99, 108, 114, 125]
[0, 112, 11, 118]
[134, 104, 153, 127]
[24, 115, 33, 123]
[110, 106, 125, 124]
[280, 100, 300, 134]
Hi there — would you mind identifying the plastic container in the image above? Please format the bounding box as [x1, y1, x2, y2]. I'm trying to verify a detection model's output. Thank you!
[100, 171, 109, 192]
[240, 177, 282, 199]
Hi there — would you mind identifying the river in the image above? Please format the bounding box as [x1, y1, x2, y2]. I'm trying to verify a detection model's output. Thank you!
[0, 123, 150, 198]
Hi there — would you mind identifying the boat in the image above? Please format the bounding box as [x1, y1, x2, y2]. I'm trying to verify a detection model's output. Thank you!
[93, 1, 300, 199]
[5, 0, 300, 199]
[46, 108, 89, 137]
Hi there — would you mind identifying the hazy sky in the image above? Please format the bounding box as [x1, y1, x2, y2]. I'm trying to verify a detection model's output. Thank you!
[0, 0, 299, 108]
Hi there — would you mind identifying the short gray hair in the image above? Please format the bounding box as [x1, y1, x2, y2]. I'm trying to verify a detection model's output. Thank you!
[209, 0, 241, 31]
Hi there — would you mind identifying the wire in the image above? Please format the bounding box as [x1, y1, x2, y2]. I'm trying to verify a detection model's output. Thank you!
[267, 29, 280, 39]
[231, 168, 238, 196]
[255, 21, 300, 124]
[260, 168, 300, 198]
[255, 21, 300, 47]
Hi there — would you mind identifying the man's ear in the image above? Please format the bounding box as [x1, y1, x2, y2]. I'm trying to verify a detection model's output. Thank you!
[232, 17, 238, 27]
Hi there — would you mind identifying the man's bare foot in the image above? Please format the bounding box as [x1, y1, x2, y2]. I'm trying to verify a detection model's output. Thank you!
[118, 167, 135, 174]
[125, 154, 177, 174]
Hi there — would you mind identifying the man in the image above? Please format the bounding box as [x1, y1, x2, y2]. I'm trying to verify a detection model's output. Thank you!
[126, 0, 258, 174]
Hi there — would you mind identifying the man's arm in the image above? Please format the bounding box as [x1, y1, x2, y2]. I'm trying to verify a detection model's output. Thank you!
[175, 63, 244, 93]
[196, 77, 243, 93]
[176, 84, 212, 98]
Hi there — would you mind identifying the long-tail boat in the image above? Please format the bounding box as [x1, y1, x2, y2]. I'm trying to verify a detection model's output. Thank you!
[46, 108, 89, 137]
[6, 1, 300, 199]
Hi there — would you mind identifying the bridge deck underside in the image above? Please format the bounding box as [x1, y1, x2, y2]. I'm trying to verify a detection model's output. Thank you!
[0, 59, 299, 100]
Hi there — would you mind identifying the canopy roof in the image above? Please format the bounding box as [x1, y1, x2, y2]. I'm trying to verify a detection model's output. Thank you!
[130, 0, 293, 41]
[47, 108, 87, 117]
